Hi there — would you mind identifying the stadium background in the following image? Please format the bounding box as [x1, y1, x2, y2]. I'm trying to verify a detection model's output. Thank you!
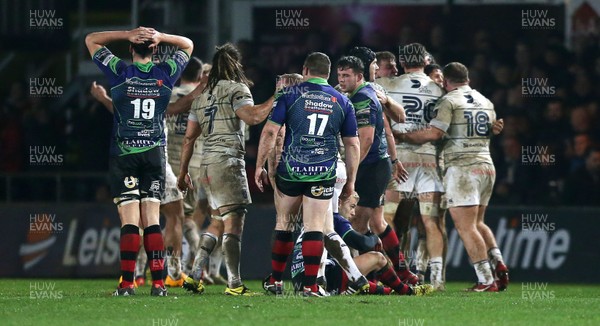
[0, 0, 598, 283]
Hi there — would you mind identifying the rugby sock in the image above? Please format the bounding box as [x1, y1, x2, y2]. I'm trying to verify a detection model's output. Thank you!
[378, 262, 410, 295]
[166, 246, 182, 280]
[430, 256, 443, 285]
[368, 281, 392, 295]
[324, 232, 363, 282]
[134, 244, 147, 279]
[473, 260, 494, 285]
[379, 225, 404, 272]
[302, 231, 324, 292]
[270, 230, 294, 283]
[192, 232, 218, 281]
[209, 239, 223, 277]
[488, 247, 505, 266]
[119, 224, 140, 287]
[183, 219, 200, 272]
[223, 233, 243, 288]
[144, 225, 165, 287]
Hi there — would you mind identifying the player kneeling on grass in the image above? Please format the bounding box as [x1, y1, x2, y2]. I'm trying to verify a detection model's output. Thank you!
[85, 27, 193, 296]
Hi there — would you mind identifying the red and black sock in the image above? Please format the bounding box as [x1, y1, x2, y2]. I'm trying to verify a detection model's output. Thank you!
[302, 231, 324, 292]
[367, 281, 392, 295]
[379, 225, 405, 272]
[378, 263, 410, 295]
[270, 230, 294, 284]
[144, 224, 165, 287]
[120, 224, 140, 288]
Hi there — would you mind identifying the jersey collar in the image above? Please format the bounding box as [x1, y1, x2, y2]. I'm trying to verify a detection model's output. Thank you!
[306, 77, 328, 85]
[349, 81, 368, 98]
[134, 61, 154, 73]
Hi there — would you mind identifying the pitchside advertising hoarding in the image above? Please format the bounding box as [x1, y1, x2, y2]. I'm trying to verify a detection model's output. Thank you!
[0, 204, 596, 283]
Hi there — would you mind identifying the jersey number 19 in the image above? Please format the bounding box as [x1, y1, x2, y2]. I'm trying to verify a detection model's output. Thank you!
[131, 98, 155, 119]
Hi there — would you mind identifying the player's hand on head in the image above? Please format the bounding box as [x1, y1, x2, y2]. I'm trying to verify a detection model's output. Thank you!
[128, 26, 155, 44]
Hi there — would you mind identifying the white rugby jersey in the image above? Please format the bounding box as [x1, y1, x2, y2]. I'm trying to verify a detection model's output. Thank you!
[375, 72, 444, 156]
[430, 85, 495, 167]
[188, 80, 254, 164]
[167, 83, 202, 172]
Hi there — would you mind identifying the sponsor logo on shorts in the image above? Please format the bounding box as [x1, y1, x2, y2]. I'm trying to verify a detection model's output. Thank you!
[311, 185, 334, 197]
[149, 180, 160, 192]
[124, 176, 137, 189]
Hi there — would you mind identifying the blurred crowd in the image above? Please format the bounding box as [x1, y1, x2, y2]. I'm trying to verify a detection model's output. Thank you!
[1, 20, 599, 205]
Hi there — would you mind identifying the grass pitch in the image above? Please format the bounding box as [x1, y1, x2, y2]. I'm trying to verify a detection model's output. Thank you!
[1, 279, 599, 326]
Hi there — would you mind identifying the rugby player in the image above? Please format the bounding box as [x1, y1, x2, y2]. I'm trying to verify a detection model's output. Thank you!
[163, 57, 204, 287]
[86, 27, 193, 296]
[375, 43, 446, 290]
[255, 52, 360, 297]
[178, 43, 275, 296]
[397, 62, 509, 292]
[336, 54, 417, 284]
[261, 72, 371, 296]
[90, 58, 203, 288]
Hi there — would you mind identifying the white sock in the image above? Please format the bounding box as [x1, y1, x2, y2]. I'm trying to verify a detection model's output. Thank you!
[209, 240, 223, 276]
[326, 233, 363, 282]
[473, 260, 494, 285]
[488, 247, 504, 266]
[429, 256, 443, 283]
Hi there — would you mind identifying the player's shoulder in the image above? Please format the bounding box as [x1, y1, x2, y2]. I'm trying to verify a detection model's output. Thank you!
[471, 89, 493, 106]
[212, 79, 246, 93]
[374, 75, 406, 88]
[355, 83, 379, 105]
